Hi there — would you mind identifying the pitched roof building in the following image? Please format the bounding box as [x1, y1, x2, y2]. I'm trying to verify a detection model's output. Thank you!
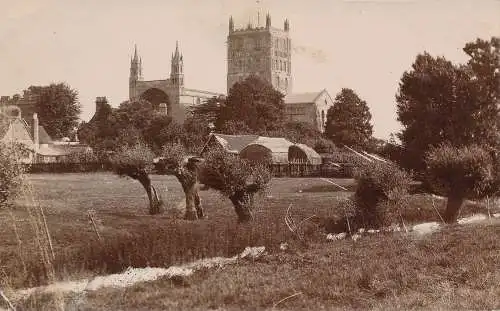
[284, 89, 334, 133]
[0, 104, 91, 163]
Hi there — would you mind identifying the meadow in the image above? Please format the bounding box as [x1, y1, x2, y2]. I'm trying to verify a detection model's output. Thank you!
[0, 173, 499, 310]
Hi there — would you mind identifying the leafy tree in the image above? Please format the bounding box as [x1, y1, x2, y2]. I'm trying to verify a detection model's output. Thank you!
[26, 83, 81, 139]
[190, 95, 224, 127]
[182, 116, 212, 154]
[396, 37, 500, 172]
[110, 143, 164, 215]
[325, 88, 373, 149]
[79, 99, 185, 156]
[311, 137, 337, 154]
[144, 115, 183, 153]
[114, 99, 157, 131]
[463, 37, 499, 107]
[216, 76, 285, 133]
[200, 148, 272, 223]
[219, 120, 252, 135]
[425, 144, 495, 223]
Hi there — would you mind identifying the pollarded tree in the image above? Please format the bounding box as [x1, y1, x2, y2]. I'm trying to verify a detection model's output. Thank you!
[425, 144, 495, 223]
[325, 88, 373, 149]
[110, 142, 164, 215]
[201, 148, 272, 223]
[159, 143, 205, 220]
[156, 145, 272, 222]
[216, 76, 286, 133]
[26, 83, 81, 140]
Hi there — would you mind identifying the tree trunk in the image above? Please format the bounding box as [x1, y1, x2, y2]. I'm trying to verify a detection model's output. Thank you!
[174, 168, 204, 220]
[444, 195, 465, 224]
[229, 190, 253, 223]
[184, 185, 198, 220]
[135, 172, 164, 215]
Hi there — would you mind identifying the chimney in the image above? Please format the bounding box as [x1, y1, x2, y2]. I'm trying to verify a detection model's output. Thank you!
[33, 113, 39, 153]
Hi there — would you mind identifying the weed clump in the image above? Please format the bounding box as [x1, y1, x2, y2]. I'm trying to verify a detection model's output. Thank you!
[352, 162, 412, 229]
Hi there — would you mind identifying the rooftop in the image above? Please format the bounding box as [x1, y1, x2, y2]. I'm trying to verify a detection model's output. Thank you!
[284, 90, 326, 104]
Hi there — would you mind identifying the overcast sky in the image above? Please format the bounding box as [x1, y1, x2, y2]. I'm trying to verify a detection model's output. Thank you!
[1, 0, 499, 139]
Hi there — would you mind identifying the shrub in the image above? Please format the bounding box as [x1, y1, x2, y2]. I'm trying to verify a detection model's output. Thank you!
[0, 142, 25, 207]
[353, 162, 412, 228]
[425, 144, 495, 223]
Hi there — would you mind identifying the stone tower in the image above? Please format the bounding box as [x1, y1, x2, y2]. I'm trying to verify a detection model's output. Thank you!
[227, 14, 292, 95]
[129, 44, 143, 99]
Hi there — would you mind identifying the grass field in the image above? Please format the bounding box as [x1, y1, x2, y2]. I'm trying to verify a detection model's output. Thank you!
[1, 173, 499, 310]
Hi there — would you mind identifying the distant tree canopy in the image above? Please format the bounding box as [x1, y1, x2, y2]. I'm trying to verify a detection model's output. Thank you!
[324, 88, 373, 149]
[78, 98, 204, 156]
[190, 95, 224, 129]
[26, 83, 81, 140]
[216, 76, 286, 133]
[396, 36, 500, 172]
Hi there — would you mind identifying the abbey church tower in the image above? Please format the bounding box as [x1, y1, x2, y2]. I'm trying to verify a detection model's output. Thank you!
[227, 14, 292, 95]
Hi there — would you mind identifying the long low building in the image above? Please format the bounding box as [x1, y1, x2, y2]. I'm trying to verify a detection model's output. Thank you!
[201, 133, 321, 165]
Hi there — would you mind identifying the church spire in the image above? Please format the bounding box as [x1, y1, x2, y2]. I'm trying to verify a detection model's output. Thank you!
[170, 41, 184, 87]
[130, 44, 142, 82]
[173, 40, 180, 60]
[133, 44, 139, 62]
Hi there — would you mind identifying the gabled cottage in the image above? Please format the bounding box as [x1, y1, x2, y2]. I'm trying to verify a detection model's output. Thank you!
[0, 108, 91, 163]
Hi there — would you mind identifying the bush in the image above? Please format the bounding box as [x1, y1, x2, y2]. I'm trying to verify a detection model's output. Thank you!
[425, 144, 495, 223]
[353, 162, 412, 228]
[0, 142, 25, 207]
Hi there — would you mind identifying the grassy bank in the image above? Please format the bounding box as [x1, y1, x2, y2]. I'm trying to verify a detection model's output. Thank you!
[0, 173, 498, 309]
[17, 221, 500, 311]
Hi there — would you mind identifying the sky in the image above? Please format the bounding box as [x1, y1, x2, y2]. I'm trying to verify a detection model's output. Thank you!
[1, 0, 499, 139]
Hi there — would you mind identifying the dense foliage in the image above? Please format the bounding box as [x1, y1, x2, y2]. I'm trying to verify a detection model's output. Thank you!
[79, 98, 207, 156]
[26, 83, 81, 140]
[396, 37, 500, 172]
[215, 76, 286, 133]
[353, 162, 412, 228]
[0, 142, 26, 207]
[325, 88, 373, 149]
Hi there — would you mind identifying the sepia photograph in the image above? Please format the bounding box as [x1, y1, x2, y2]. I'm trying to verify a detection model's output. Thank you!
[0, 0, 499, 310]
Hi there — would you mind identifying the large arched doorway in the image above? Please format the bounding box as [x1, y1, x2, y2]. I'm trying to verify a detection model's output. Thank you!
[140, 88, 171, 115]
